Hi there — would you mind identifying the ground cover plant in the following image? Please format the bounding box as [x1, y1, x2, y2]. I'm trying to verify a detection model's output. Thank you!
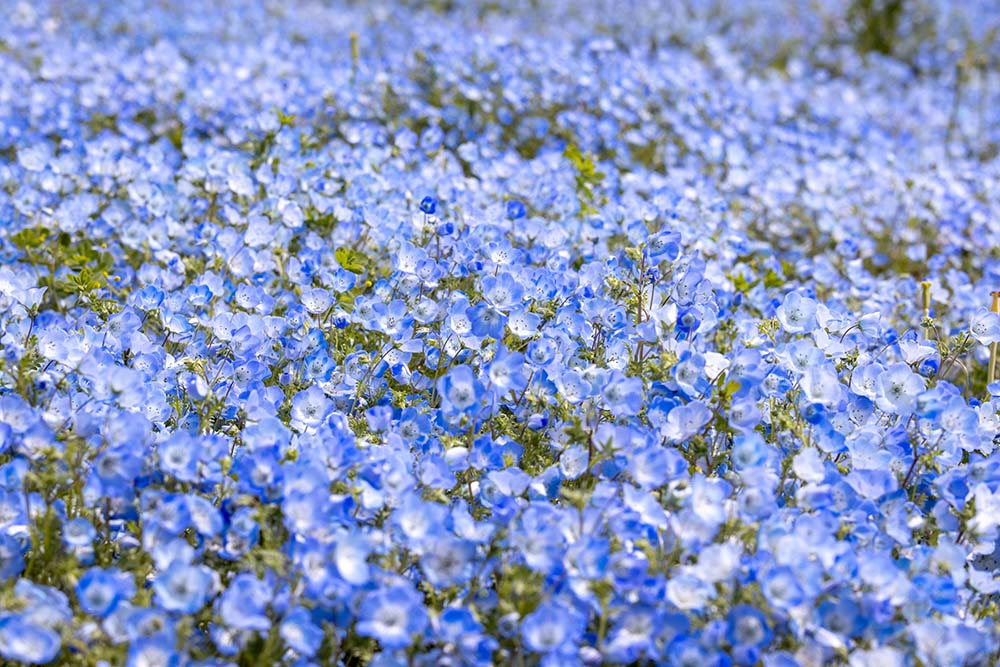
[1, 0, 1000, 665]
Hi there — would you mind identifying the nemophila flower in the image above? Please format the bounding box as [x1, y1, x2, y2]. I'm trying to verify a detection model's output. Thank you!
[602, 605, 663, 663]
[875, 362, 925, 414]
[280, 606, 324, 657]
[14, 580, 71, 630]
[76, 567, 134, 618]
[438, 365, 484, 419]
[776, 292, 817, 333]
[507, 308, 540, 338]
[289, 385, 332, 432]
[92, 444, 145, 495]
[726, 604, 772, 660]
[421, 536, 474, 587]
[970, 307, 1000, 345]
[506, 200, 526, 220]
[153, 562, 215, 614]
[801, 362, 843, 407]
[690, 475, 731, 527]
[675, 306, 701, 338]
[760, 566, 805, 611]
[420, 196, 437, 215]
[158, 432, 200, 482]
[672, 351, 708, 396]
[126, 635, 180, 667]
[334, 533, 371, 585]
[444, 298, 473, 338]
[218, 573, 272, 631]
[848, 647, 907, 667]
[468, 302, 505, 339]
[300, 288, 333, 315]
[728, 397, 761, 429]
[666, 572, 714, 611]
[376, 299, 414, 338]
[0, 615, 61, 664]
[525, 336, 558, 368]
[394, 494, 448, 546]
[661, 401, 712, 443]
[521, 601, 585, 656]
[331, 267, 357, 293]
[969, 482, 1000, 539]
[559, 445, 590, 480]
[815, 597, 864, 646]
[0, 532, 26, 582]
[481, 272, 523, 312]
[435, 607, 497, 665]
[777, 339, 823, 375]
[488, 347, 528, 394]
[665, 636, 715, 667]
[277, 199, 304, 229]
[602, 373, 644, 416]
[303, 349, 335, 382]
[731, 432, 771, 471]
[412, 297, 441, 324]
[17, 142, 51, 172]
[646, 230, 682, 261]
[356, 583, 429, 650]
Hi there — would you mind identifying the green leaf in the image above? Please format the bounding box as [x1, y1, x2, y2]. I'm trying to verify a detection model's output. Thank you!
[275, 108, 296, 128]
[731, 272, 755, 294]
[335, 247, 367, 273]
[723, 380, 741, 399]
[11, 226, 50, 250]
[763, 267, 784, 289]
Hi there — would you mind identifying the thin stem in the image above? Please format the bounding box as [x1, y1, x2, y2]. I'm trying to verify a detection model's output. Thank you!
[989, 292, 1000, 387]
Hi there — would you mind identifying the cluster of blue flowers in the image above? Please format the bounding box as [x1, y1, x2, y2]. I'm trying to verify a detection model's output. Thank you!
[2, 0, 1000, 665]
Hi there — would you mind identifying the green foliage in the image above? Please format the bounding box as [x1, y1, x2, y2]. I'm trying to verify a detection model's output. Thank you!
[564, 143, 605, 216]
[335, 246, 369, 273]
[12, 226, 119, 306]
[849, 0, 905, 56]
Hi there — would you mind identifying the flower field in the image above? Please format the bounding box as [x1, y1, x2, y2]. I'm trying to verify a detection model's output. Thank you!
[2, 0, 1000, 665]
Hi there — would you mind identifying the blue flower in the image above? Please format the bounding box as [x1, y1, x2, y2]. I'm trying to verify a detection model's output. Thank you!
[506, 200, 526, 220]
[776, 292, 817, 333]
[661, 400, 712, 443]
[603, 605, 661, 662]
[218, 573, 272, 631]
[488, 347, 528, 395]
[970, 307, 1000, 345]
[153, 562, 215, 614]
[602, 373, 644, 416]
[559, 445, 590, 480]
[646, 230, 681, 261]
[760, 566, 804, 611]
[126, 636, 180, 667]
[356, 583, 429, 650]
[481, 273, 524, 313]
[521, 601, 585, 656]
[875, 362, 925, 414]
[815, 596, 864, 642]
[280, 606, 324, 657]
[289, 385, 333, 432]
[0, 615, 61, 664]
[726, 604, 772, 659]
[13, 580, 71, 630]
[419, 196, 437, 215]
[334, 533, 371, 585]
[76, 567, 135, 618]
[0, 533, 25, 582]
[438, 365, 484, 420]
